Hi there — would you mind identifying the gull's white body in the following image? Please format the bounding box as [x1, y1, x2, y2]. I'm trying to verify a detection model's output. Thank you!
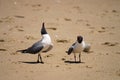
[72, 40, 85, 53]
[41, 34, 53, 52]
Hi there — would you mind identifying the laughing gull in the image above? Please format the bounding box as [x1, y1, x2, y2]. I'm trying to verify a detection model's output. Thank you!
[17, 22, 53, 63]
[66, 35, 86, 63]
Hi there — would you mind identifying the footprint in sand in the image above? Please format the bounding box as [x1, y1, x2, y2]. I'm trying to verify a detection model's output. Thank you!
[73, 6, 82, 13]
[0, 39, 5, 42]
[116, 69, 120, 77]
[97, 27, 107, 33]
[64, 18, 72, 21]
[56, 39, 69, 43]
[0, 49, 7, 51]
[14, 15, 25, 18]
[0, 39, 6, 51]
[15, 25, 24, 32]
[47, 27, 57, 30]
[44, 54, 53, 58]
[86, 65, 93, 69]
[32, 4, 41, 7]
[31, 4, 42, 11]
[0, 16, 15, 23]
[116, 52, 120, 55]
[102, 42, 119, 46]
[25, 35, 36, 40]
[61, 58, 66, 61]
[56, 65, 60, 68]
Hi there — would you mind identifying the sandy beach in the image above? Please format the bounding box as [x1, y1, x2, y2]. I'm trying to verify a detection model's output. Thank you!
[0, 0, 120, 80]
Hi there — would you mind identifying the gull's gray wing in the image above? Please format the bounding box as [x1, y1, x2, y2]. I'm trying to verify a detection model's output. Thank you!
[17, 41, 44, 54]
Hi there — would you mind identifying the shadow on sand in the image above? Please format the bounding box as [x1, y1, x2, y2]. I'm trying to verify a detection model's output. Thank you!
[64, 60, 85, 64]
[18, 61, 44, 64]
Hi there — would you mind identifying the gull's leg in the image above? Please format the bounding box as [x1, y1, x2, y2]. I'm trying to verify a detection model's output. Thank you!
[74, 53, 76, 62]
[79, 53, 81, 63]
[39, 53, 44, 64]
[37, 54, 40, 63]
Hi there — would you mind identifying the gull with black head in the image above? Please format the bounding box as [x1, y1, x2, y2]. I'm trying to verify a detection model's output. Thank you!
[66, 35, 85, 63]
[17, 22, 53, 64]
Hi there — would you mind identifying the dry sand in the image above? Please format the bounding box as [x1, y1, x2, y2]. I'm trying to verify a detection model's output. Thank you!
[0, 0, 120, 80]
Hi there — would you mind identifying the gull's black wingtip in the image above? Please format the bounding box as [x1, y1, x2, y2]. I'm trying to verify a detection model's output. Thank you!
[16, 49, 27, 53]
[67, 47, 73, 55]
